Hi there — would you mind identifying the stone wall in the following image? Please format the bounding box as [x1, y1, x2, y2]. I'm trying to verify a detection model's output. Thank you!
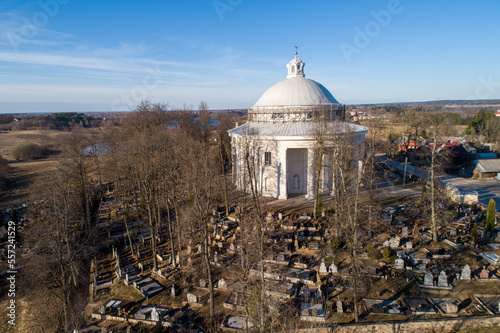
[336, 315, 500, 333]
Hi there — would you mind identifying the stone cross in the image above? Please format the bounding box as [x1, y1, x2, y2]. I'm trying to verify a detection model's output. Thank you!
[460, 264, 471, 280]
[479, 266, 490, 279]
[438, 270, 448, 287]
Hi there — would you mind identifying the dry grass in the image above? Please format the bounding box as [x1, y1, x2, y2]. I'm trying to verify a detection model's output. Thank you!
[0, 129, 88, 208]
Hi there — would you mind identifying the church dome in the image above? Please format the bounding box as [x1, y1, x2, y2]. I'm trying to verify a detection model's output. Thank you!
[253, 76, 339, 107]
[253, 55, 339, 108]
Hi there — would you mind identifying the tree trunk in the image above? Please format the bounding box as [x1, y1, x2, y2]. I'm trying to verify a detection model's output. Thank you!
[202, 218, 215, 322]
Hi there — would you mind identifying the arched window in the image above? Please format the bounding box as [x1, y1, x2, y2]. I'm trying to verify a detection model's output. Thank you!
[291, 65, 296, 74]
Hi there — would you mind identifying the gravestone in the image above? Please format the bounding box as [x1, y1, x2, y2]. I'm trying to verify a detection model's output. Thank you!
[394, 258, 405, 270]
[402, 227, 409, 238]
[329, 262, 338, 274]
[389, 237, 400, 248]
[151, 307, 160, 322]
[413, 225, 419, 237]
[337, 297, 343, 313]
[187, 257, 192, 267]
[302, 285, 311, 301]
[187, 293, 198, 304]
[218, 278, 227, 290]
[214, 251, 219, 264]
[442, 231, 448, 239]
[200, 279, 207, 288]
[278, 212, 283, 221]
[406, 242, 413, 250]
[461, 264, 471, 280]
[198, 244, 202, 254]
[176, 254, 180, 266]
[424, 271, 434, 286]
[450, 228, 457, 237]
[319, 260, 327, 274]
[479, 266, 490, 279]
[438, 271, 448, 287]
[171, 284, 178, 297]
[445, 301, 458, 314]
[230, 242, 235, 251]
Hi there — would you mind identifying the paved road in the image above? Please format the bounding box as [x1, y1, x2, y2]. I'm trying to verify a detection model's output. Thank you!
[377, 155, 500, 208]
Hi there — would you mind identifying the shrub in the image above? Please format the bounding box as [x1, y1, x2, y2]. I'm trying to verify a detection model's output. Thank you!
[328, 240, 342, 251]
[13, 143, 45, 160]
[485, 199, 496, 236]
[382, 248, 391, 258]
[367, 245, 379, 260]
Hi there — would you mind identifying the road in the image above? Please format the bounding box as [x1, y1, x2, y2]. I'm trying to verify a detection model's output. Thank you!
[377, 155, 500, 208]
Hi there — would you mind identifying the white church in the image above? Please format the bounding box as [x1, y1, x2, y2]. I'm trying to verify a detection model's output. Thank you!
[228, 52, 368, 200]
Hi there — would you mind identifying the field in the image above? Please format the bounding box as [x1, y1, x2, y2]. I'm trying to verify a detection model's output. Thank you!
[0, 129, 74, 209]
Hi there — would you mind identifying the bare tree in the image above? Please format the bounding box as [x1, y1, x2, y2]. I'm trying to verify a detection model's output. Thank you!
[427, 112, 447, 243]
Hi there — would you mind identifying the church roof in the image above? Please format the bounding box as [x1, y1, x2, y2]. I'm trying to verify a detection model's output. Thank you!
[228, 121, 368, 139]
[252, 54, 339, 108]
[253, 77, 339, 108]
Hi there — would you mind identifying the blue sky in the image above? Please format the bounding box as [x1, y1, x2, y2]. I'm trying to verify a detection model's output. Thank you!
[0, 0, 499, 113]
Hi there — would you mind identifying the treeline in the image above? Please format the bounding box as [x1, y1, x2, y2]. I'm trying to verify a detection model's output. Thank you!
[465, 110, 500, 142]
[0, 112, 103, 131]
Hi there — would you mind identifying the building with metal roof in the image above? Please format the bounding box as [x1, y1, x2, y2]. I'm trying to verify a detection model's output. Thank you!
[228, 52, 368, 199]
[473, 159, 500, 179]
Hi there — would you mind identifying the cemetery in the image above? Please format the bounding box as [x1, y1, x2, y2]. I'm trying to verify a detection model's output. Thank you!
[75, 176, 500, 331]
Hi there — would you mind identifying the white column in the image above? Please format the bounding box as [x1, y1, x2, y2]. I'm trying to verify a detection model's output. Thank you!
[278, 146, 288, 199]
[306, 148, 315, 200]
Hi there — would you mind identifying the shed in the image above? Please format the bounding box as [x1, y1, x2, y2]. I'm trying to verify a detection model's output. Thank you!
[473, 159, 500, 178]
